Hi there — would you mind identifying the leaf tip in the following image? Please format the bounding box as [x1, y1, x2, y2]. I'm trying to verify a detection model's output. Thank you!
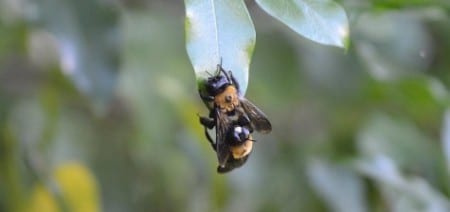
[245, 41, 255, 62]
[339, 24, 350, 46]
[342, 34, 351, 52]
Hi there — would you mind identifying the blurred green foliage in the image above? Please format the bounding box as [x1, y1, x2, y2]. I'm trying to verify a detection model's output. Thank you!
[0, 0, 450, 211]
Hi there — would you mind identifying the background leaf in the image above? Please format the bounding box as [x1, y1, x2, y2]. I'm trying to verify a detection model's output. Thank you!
[353, 11, 433, 80]
[255, 0, 349, 48]
[185, 0, 255, 94]
[354, 155, 450, 212]
[34, 0, 120, 112]
[442, 109, 450, 174]
[356, 113, 444, 183]
[27, 162, 100, 212]
[307, 159, 368, 212]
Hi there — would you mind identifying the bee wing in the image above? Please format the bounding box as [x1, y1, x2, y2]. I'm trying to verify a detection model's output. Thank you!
[240, 98, 272, 134]
[214, 109, 231, 166]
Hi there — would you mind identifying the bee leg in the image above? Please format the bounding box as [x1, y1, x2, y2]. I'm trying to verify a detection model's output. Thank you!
[204, 95, 215, 102]
[203, 127, 216, 151]
[199, 91, 215, 102]
[199, 116, 215, 129]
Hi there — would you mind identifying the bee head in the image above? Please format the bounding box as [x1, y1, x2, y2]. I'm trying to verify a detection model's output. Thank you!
[205, 73, 232, 96]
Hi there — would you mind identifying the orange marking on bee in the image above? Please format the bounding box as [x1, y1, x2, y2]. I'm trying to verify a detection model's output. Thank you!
[230, 139, 253, 159]
[214, 86, 239, 112]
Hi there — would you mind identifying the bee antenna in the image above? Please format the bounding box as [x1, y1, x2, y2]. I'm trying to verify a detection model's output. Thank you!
[215, 66, 220, 75]
[220, 68, 232, 83]
[216, 58, 225, 76]
[228, 71, 233, 78]
[205, 71, 213, 77]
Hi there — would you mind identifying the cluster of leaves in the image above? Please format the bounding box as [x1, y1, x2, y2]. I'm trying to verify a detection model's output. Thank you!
[0, 0, 449, 211]
[185, 0, 348, 94]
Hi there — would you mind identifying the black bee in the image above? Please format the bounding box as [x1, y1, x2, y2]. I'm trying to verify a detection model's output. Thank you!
[200, 116, 254, 173]
[198, 63, 271, 173]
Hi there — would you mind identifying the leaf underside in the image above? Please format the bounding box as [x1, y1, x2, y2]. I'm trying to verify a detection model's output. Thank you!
[256, 0, 349, 48]
[185, 0, 256, 95]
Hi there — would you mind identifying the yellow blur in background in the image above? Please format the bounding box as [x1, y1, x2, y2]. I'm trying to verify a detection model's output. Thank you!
[27, 163, 99, 212]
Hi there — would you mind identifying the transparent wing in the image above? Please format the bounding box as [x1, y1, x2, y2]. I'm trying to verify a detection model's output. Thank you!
[240, 98, 272, 134]
[215, 109, 232, 166]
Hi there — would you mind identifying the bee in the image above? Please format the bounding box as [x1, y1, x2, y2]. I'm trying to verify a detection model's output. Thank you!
[200, 116, 255, 173]
[198, 63, 272, 173]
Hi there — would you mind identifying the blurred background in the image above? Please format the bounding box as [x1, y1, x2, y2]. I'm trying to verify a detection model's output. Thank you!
[1, 0, 450, 211]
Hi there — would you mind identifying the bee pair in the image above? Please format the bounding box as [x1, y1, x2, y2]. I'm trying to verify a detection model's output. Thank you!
[198, 63, 271, 173]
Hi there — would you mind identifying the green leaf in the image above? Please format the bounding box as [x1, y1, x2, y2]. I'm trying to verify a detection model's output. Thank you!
[184, 0, 256, 94]
[255, 0, 349, 48]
